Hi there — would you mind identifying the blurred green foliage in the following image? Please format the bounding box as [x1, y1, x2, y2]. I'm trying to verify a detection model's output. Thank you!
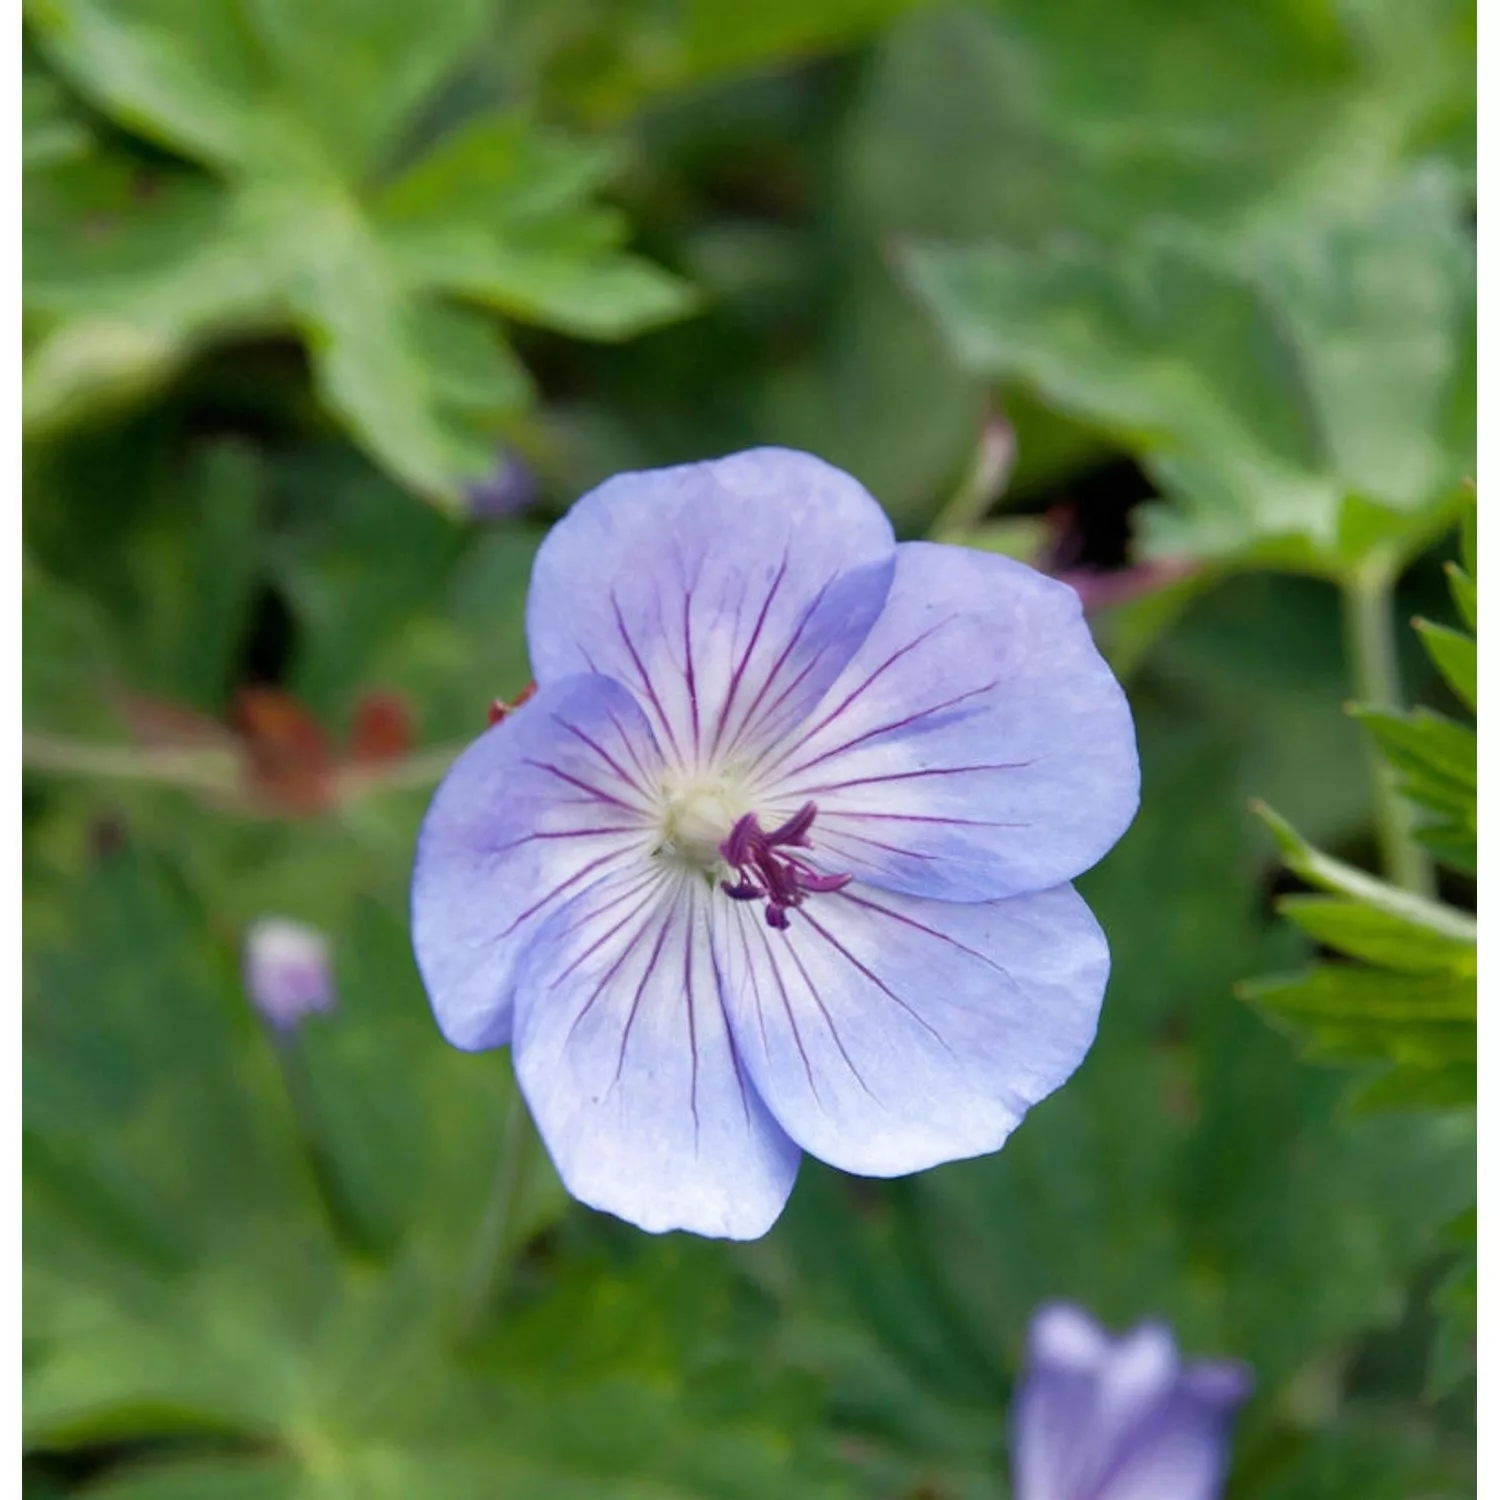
[23, 0, 1475, 1496]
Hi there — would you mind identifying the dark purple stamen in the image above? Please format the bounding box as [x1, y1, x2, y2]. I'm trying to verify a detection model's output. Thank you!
[719, 801, 851, 930]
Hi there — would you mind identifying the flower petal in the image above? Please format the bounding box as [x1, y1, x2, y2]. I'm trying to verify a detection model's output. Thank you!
[525, 448, 897, 767]
[717, 882, 1107, 1177]
[1094, 1375, 1248, 1500]
[1013, 1304, 1251, 1500]
[758, 542, 1138, 901]
[512, 870, 801, 1239]
[411, 675, 662, 1051]
[1015, 1308, 1178, 1500]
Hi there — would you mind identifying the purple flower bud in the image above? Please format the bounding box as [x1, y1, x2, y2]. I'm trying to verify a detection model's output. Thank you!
[465, 451, 538, 520]
[243, 918, 336, 1031]
[1013, 1303, 1251, 1500]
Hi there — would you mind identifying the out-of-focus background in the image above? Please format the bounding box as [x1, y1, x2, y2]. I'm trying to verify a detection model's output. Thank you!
[22, 1, 1476, 1496]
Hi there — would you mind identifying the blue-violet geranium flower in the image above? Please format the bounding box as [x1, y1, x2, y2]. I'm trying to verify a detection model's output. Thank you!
[1013, 1303, 1251, 1500]
[411, 448, 1138, 1238]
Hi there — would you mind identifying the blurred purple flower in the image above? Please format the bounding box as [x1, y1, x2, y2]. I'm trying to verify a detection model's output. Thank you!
[243, 918, 336, 1031]
[465, 451, 538, 520]
[412, 448, 1138, 1238]
[1013, 1303, 1251, 1500]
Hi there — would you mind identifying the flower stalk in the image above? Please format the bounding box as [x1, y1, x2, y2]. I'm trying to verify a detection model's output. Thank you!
[455, 1084, 531, 1343]
[1341, 551, 1434, 897]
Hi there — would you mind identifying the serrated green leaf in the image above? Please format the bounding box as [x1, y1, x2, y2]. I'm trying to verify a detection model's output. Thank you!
[408, 237, 700, 340]
[1351, 706, 1475, 791]
[535, 0, 930, 121]
[1252, 802, 1477, 943]
[376, 116, 622, 229]
[1414, 616, 1476, 710]
[1414, 823, 1477, 874]
[1290, 1016, 1475, 1068]
[26, 0, 695, 503]
[1348, 1062, 1476, 1113]
[902, 232, 1333, 552]
[1275, 896, 1475, 973]
[902, 168, 1474, 574]
[1240, 964, 1475, 1024]
[1445, 561, 1477, 630]
[30, 0, 273, 168]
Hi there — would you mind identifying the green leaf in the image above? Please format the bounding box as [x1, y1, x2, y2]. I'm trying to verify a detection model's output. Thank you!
[1251, 802, 1476, 944]
[1274, 896, 1476, 974]
[1240, 963, 1474, 1025]
[902, 168, 1474, 574]
[1348, 1062, 1476, 1113]
[1351, 706, 1475, 791]
[26, 1, 695, 504]
[1413, 616, 1476, 711]
[902, 231, 1334, 550]
[1350, 704, 1477, 872]
[538, 0, 932, 120]
[1445, 561, 1477, 631]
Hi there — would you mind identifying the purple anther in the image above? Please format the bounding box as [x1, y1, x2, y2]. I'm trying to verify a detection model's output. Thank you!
[719, 801, 851, 930]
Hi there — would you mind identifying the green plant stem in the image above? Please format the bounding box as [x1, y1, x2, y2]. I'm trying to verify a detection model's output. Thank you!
[929, 404, 1016, 542]
[22, 730, 462, 804]
[1342, 555, 1434, 897]
[271, 1030, 384, 1258]
[455, 1086, 530, 1344]
[21, 731, 240, 793]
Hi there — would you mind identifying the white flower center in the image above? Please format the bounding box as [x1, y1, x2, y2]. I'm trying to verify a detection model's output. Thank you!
[659, 775, 751, 874]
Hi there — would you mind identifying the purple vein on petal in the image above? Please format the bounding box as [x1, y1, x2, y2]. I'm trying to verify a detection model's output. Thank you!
[723, 576, 834, 753]
[776, 927, 877, 1101]
[613, 905, 676, 1087]
[602, 705, 659, 787]
[737, 917, 775, 1061]
[768, 617, 957, 767]
[564, 891, 665, 1044]
[797, 908, 955, 1055]
[838, 891, 1018, 985]
[501, 846, 633, 938]
[733, 607, 847, 752]
[708, 553, 789, 757]
[771, 679, 999, 782]
[483, 824, 644, 858]
[521, 758, 651, 815]
[781, 759, 1036, 799]
[682, 587, 701, 760]
[812, 826, 938, 862]
[610, 591, 685, 762]
[825, 810, 1032, 829]
[681, 889, 702, 1145]
[747, 917, 823, 1107]
[551, 872, 667, 988]
[708, 913, 756, 1128]
[550, 715, 655, 802]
